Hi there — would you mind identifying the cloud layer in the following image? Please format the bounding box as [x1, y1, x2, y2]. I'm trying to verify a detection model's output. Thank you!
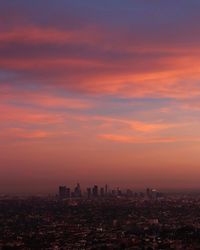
[1, 1, 200, 191]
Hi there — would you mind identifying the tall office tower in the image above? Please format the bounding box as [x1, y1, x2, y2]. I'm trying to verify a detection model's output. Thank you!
[151, 189, 158, 200]
[66, 188, 71, 198]
[111, 189, 116, 196]
[59, 186, 67, 199]
[92, 185, 98, 197]
[146, 188, 152, 199]
[117, 188, 122, 196]
[105, 184, 108, 196]
[87, 187, 91, 198]
[100, 187, 104, 197]
[74, 183, 82, 197]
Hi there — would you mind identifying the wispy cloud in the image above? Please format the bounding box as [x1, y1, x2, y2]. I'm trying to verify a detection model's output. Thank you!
[99, 134, 179, 144]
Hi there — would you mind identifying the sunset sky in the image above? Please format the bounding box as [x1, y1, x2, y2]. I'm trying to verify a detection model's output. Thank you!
[1, 0, 200, 193]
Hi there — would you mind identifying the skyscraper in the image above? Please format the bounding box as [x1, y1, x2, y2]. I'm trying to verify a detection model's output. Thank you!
[146, 188, 151, 199]
[92, 185, 98, 197]
[100, 187, 104, 197]
[59, 186, 67, 199]
[87, 187, 91, 198]
[74, 183, 82, 198]
[66, 188, 71, 198]
[105, 184, 108, 196]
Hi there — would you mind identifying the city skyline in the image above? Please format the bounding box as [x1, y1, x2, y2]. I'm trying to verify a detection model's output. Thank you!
[58, 183, 159, 200]
[1, 1, 200, 193]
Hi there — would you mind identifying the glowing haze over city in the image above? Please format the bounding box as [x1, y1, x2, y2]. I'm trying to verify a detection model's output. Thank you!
[1, 0, 200, 193]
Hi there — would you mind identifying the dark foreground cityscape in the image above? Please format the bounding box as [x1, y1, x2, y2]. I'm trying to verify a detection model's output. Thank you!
[1, 185, 200, 250]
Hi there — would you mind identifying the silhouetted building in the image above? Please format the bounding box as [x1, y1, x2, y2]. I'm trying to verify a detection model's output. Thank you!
[59, 186, 67, 199]
[66, 188, 71, 198]
[87, 187, 91, 198]
[146, 188, 151, 199]
[151, 189, 158, 200]
[117, 188, 122, 196]
[92, 185, 98, 197]
[74, 183, 82, 198]
[111, 190, 116, 196]
[146, 188, 158, 199]
[100, 187, 104, 197]
[105, 184, 108, 196]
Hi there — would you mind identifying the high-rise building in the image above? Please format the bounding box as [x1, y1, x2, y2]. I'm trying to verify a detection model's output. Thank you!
[87, 187, 91, 198]
[146, 188, 151, 199]
[74, 183, 82, 198]
[66, 188, 71, 198]
[92, 185, 98, 197]
[59, 186, 67, 199]
[117, 187, 122, 196]
[105, 184, 108, 196]
[111, 189, 116, 196]
[151, 189, 158, 200]
[100, 187, 104, 197]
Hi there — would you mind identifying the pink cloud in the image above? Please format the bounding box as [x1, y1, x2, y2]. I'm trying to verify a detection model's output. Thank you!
[0, 87, 92, 110]
[1, 24, 200, 99]
[0, 25, 102, 45]
[0, 104, 65, 125]
[91, 116, 178, 133]
[99, 134, 178, 144]
[10, 128, 49, 139]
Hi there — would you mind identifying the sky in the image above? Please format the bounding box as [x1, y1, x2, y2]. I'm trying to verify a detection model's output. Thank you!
[1, 0, 200, 193]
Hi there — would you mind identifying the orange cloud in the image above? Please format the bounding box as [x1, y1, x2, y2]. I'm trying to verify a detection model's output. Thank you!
[1, 24, 200, 100]
[92, 116, 177, 133]
[0, 104, 64, 125]
[9, 128, 49, 139]
[0, 125, 76, 142]
[99, 134, 177, 144]
[0, 88, 92, 110]
[35, 95, 91, 109]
